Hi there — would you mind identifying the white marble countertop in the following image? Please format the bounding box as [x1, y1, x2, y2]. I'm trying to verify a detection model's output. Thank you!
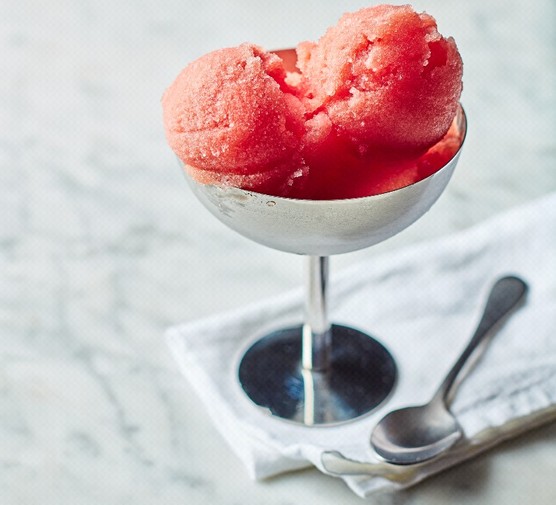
[1, 0, 555, 503]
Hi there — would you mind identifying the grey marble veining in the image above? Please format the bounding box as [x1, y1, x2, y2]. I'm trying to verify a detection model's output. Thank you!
[1, 0, 556, 503]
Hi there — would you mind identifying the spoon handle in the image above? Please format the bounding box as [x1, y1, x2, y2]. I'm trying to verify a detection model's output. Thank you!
[434, 276, 528, 406]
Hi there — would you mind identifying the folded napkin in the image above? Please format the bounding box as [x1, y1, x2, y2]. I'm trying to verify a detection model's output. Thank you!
[166, 192, 556, 497]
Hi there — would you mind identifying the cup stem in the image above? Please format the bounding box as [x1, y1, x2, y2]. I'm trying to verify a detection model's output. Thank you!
[238, 252, 396, 424]
[302, 255, 332, 372]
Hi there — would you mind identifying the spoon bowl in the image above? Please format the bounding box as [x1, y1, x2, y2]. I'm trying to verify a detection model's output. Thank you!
[371, 276, 528, 465]
[371, 399, 462, 465]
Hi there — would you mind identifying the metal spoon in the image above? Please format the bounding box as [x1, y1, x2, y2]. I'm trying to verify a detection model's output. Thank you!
[370, 276, 528, 465]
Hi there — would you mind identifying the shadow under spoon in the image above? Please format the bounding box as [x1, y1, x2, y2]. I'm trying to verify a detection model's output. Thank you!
[370, 275, 529, 465]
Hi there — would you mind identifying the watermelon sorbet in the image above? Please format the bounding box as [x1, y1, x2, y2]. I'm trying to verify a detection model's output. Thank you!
[162, 4, 463, 200]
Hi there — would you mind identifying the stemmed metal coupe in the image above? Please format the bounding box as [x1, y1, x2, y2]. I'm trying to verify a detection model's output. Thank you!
[182, 48, 467, 426]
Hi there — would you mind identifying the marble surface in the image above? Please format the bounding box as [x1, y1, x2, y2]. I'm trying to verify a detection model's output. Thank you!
[1, 0, 555, 503]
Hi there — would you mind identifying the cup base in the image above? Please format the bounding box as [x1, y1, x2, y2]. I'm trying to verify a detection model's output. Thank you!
[238, 324, 397, 425]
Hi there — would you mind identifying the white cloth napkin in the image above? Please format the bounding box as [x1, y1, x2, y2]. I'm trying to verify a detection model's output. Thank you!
[166, 192, 556, 498]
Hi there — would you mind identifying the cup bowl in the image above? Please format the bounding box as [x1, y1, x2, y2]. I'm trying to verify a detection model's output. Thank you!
[184, 105, 466, 256]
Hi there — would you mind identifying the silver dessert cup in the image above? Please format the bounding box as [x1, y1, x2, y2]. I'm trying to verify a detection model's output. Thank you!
[181, 49, 467, 425]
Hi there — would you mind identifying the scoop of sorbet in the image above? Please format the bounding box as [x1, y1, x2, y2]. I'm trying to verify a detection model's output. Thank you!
[162, 43, 307, 195]
[297, 4, 463, 152]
